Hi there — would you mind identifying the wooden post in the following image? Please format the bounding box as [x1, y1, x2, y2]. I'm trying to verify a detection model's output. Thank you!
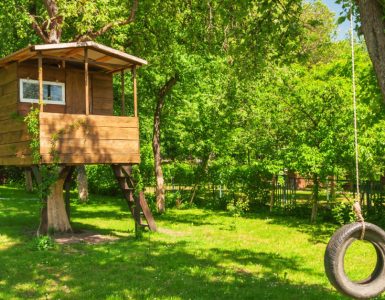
[121, 70, 125, 116]
[132, 66, 137, 117]
[84, 48, 89, 115]
[38, 54, 44, 112]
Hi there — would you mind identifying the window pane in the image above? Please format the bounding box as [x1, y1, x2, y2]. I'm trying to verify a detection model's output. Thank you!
[23, 81, 39, 100]
[44, 84, 63, 102]
[21, 79, 64, 103]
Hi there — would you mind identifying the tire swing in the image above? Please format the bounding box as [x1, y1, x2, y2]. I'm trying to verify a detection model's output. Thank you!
[324, 5, 385, 299]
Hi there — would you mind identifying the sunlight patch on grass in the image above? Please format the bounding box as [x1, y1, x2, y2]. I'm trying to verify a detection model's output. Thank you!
[1, 186, 384, 299]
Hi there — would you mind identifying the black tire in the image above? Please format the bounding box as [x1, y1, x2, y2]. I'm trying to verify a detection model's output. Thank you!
[324, 222, 385, 299]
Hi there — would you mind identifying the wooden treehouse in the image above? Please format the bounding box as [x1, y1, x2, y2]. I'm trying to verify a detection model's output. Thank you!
[0, 42, 156, 232]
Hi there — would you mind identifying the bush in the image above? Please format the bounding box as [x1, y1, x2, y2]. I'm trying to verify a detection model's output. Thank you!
[331, 202, 355, 225]
[86, 165, 120, 195]
[30, 236, 55, 251]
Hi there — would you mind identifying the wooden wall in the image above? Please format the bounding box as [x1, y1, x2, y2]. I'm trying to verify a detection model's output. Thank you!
[17, 62, 114, 116]
[0, 61, 122, 166]
[40, 112, 140, 164]
[0, 63, 32, 166]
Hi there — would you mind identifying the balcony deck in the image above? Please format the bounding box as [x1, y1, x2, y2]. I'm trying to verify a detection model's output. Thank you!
[0, 112, 140, 166]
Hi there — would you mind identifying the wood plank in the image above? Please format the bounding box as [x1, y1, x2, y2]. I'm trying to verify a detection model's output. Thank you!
[41, 153, 140, 164]
[40, 139, 139, 154]
[0, 63, 17, 85]
[92, 100, 113, 110]
[0, 130, 30, 145]
[66, 68, 85, 114]
[92, 109, 112, 116]
[92, 84, 114, 98]
[40, 125, 138, 140]
[0, 155, 33, 166]
[0, 80, 17, 96]
[0, 119, 26, 134]
[0, 92, 18, 106]
[39, 112, 139, 128]
[93, 92, 113, 101]
[0, 102, 18, 120]
[38, 55, 43, 111]
[18, 63, 66, 82]
[0, 141, 31, 156]
[133, 66, 137, 117]
[139, 191, 157, 232]
[85, 48, 89, 115]
[18, 103, 66, 116]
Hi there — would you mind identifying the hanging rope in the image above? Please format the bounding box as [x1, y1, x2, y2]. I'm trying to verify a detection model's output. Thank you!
[349, 3, 365, 239]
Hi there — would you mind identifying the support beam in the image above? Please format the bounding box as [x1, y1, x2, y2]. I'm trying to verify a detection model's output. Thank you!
[121, 70, 125, 116]
[84, 48, 90, 115]
[38, 54, 44, 112]
[132, 66, 137, 117]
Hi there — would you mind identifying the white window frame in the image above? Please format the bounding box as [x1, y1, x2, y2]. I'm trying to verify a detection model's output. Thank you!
[19, 78, 66, 105]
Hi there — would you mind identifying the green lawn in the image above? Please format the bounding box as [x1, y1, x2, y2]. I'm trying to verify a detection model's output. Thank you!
[0, 185, 383, 300]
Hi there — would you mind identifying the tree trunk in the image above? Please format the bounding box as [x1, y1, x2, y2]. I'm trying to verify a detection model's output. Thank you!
[311, 173, 319, 223]
[46, 169, 72, 233]
[25, 169, 33, 192]
[189, 154, 211, 204]
[152, 75, 178, 213]
[76, 165, 89, 202]
[37, 205, 48, 236]
[330, 174, 336, 202]
[358, 0, 385, 102]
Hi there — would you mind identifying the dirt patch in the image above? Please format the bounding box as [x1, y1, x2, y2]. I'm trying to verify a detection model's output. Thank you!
[54, 230, 120, 245]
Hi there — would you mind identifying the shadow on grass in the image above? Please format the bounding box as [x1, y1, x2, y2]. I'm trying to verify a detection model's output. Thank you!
[0, 238, 346, 300]
[0, 187, 351, 299]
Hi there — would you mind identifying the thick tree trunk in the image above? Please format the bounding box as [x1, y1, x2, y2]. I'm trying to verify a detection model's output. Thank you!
[76, 165, 89, 202]
[311, 173, 319, 223]
[36, 167, 72, 235]
[358, 0, 385, 102]
[152, 75, 178, 213]
[46, 169, 72, 233]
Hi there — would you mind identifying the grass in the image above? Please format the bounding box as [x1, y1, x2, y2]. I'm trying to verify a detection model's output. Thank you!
[0, 185, 384, 300]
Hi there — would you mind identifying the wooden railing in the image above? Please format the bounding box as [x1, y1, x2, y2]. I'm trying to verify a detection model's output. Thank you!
[39, 112, 140, 164]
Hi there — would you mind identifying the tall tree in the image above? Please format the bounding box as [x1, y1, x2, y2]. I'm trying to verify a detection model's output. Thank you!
[337, 0, 385, 103]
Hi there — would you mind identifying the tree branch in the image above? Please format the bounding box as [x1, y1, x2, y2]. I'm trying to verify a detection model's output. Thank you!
[74, 0, 139, 42]
[30, 14, 50, 43]
[43, 0, 59, 18]
[159, 74, 179, 100]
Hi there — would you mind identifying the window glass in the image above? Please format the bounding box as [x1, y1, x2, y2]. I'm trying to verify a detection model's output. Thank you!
[20, 79, 65, 104]
[22, 81, 39, 100]
[44, 84, 63, 102]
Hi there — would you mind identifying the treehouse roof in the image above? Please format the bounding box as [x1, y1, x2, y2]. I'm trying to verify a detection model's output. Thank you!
[0, 42, 147, 73]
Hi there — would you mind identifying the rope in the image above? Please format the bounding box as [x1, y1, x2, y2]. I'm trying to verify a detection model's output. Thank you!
[350, 3, 365, 240]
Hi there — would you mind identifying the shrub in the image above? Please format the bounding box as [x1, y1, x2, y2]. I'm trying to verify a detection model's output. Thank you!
[86, 165, 120, 195]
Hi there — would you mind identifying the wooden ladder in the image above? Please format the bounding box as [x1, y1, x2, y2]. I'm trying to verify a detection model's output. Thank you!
[111, 164, 157, 232]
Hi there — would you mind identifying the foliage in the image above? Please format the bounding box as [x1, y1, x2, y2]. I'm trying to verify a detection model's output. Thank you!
[30, 236, 56, 251]
[24, 107, 41, 164]
[226, 197, 250, 218]
[1, 0, 385, 222]
[331, 202, 355, 225]
[86, 165, 119, 196]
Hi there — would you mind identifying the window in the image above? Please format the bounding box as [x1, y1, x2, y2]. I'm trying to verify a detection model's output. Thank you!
[20, 79, 65, 105]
